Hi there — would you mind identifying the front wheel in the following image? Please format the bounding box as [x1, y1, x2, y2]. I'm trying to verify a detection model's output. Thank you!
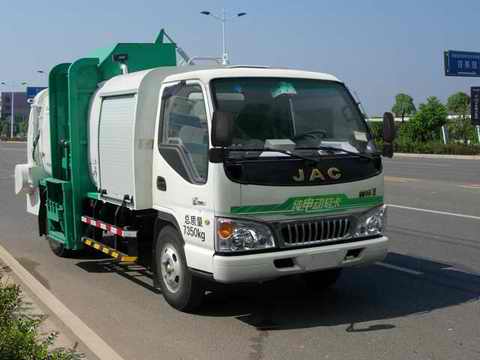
[302, 268, 342, 290]
[155, 226, 204, 312]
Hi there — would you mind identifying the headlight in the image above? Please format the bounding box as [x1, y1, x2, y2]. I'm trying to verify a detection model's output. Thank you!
[353, 205, 387, 238]
[215, 218, 275, 253]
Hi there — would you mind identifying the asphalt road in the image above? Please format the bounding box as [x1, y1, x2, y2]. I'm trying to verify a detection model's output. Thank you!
[1, 142, 479, 360]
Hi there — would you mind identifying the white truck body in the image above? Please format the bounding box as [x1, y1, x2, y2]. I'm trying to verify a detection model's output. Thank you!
[18, 65, 389, 285]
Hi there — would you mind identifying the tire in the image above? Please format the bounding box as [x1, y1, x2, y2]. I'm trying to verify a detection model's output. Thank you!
[302, 268, 342, 290]
[48, 237, 73, 258]
[155, 226, 204, 312]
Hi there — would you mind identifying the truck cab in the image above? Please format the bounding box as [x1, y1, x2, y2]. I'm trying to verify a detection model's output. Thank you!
[145, 66, 392, 309]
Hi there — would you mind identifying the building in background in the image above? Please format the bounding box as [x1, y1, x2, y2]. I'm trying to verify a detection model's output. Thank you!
[0, 92, 29, 122]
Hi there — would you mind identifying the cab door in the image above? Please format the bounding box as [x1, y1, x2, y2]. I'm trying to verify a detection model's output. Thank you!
[152, 80, 214, 270]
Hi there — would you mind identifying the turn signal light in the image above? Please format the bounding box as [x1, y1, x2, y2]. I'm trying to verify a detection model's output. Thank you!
[217, 221, 234, 240]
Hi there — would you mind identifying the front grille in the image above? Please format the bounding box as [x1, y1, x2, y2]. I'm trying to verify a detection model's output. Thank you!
[280, 217, 351, 246]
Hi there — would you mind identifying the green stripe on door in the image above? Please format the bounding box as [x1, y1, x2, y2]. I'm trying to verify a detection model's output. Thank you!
[231, 194, 383, 216]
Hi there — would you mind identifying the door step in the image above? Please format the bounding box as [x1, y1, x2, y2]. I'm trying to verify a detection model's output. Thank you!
[82, 237, 137, 263]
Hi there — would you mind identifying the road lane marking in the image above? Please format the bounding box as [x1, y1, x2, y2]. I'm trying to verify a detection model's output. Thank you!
[392, 153, 480, 160]
[384, 160, 451, 167]
[377, 262, 423, 275]
[0, 244, 126, 360]
[459, 184, 480, 189]
[384, 176, 419, 183]
[387, 204, 480, 221]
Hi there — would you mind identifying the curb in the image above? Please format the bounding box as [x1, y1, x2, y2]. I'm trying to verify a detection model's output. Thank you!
[0, 244, 125, 360]
[394, 153, 480, 160]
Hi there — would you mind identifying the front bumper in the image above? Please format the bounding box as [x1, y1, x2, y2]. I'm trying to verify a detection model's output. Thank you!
[212, 235, 389, 283]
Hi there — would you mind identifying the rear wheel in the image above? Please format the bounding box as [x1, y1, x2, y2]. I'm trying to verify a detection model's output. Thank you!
[48, 237, 73, 258]
[302, 268, 342, 290]
[155, 226, 204, 312]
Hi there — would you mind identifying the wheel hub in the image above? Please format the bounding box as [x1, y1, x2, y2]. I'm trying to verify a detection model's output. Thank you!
[160, 244, 182, 293]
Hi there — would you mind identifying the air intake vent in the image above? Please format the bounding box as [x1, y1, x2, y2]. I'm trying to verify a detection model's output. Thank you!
[281, 217, 351, 247]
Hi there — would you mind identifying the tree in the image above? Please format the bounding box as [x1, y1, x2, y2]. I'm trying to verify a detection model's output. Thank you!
[0, 120, 8, 137]
[404, 97, 448, 142]
[447, 92, 471, 144]
[392, 93, 416, 123]
[18, 120, 28, 138]
[447, 92, 470, 116]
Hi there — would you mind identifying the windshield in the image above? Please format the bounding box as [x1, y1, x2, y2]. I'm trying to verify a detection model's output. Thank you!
[211, 77, 371, 154]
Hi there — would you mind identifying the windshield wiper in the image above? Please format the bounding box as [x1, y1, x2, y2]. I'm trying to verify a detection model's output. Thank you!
[226, 145, 375, 162]
[226, 147, 319, 162]
[294, 146, 374, 160]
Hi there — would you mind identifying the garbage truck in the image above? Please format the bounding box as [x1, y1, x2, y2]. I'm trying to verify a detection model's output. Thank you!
[15, 31, 396, 311]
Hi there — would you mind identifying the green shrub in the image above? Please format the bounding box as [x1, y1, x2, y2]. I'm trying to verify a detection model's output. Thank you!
[446, 120, 478, 144]
[0, 275, 82, 360]
[367, 121, 383, 141]
[368, 117, 479, 154]
[402, 97, 448, 142]
[447, 92, 472, 144]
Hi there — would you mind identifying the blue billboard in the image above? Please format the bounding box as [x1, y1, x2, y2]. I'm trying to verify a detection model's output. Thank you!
[26, 86, 46, 101]
[444, 51, 480, 77]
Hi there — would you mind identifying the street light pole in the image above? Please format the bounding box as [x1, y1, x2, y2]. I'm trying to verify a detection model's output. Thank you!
[201, 9, 247, 65]
[10, 89, 14, 138]
[221, 9, 227, 65]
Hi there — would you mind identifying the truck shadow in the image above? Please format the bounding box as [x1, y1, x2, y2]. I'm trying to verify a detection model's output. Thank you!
[198, 252, 480, 332]
[75, 252, 480, 332]
[75, 258, 160, 294]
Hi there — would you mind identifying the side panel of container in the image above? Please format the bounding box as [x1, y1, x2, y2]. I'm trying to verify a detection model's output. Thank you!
[88, 68, 181, 210]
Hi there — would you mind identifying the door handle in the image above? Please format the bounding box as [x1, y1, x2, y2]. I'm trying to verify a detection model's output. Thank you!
[192, 197, 205, 206]
[156, 176, 166, 191]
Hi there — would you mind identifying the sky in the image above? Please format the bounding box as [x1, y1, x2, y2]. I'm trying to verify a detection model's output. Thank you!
[1, 0, 479, 115]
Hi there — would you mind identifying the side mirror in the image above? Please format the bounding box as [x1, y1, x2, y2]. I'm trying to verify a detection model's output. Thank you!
[382, 112, 396, 158]
[211, 111, 234, 147]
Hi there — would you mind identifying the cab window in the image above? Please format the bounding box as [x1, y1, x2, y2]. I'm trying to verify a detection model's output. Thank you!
[159, 83, 209, 184]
